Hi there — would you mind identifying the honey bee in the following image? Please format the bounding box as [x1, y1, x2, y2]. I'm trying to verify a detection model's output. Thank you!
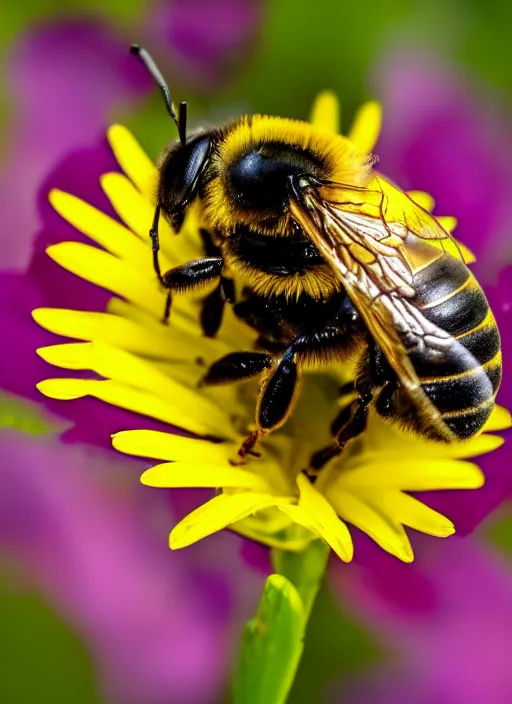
[131, 45, 502, 466]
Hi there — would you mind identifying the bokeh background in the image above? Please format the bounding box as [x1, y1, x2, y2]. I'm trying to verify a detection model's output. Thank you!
[1, 1, 512, 702]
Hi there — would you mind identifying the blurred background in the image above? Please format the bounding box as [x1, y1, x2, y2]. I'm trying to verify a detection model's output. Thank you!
[1, 1, 512, 702]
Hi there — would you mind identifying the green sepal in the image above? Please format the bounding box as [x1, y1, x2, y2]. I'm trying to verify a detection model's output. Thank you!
[233, 574, 305, 704]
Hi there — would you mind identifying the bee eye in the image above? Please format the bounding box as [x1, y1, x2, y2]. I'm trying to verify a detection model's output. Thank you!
[229, 148, 319, 210]
[159, 135, 211, 215]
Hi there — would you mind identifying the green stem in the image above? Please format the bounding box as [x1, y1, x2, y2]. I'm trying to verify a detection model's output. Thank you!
[233, 541, 330, 704]
[271, 540, 330, 620]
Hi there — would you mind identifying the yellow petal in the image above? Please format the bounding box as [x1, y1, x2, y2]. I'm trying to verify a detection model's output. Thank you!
[310, 91, 339, 133]
[296, 473, 353, 561]
[32, 308, 223, 361]
[46, 242, 164, 315]
[347, 101, 382, 155]
[458, 239, 476, 264]
[36, 378, 233, 439]
[48, 190, 150, 267]
[437, 215, 458, 233]
[39, 341, 235, 438]
[170, 492, 289, 549]
[377, 490, 455, 538]
[358, 432, 503, 461]
[100, 173, 172, 250]
[106, 296, 201, 338]
[484, 404, 512, 432]
[113, 429, 233, 463]
[141, 462, 270, 491]
[107, 124, 158, 197]
[330, 491, 414, 562]
[100, 173, 199, 267]
[407, 190, 435, 212]
[340, 458, 484, 491]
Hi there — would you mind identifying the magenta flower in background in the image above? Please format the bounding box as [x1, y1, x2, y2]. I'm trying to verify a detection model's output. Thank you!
[0, 20, 151, 270]
[374, 48, 512, 275]
[332, 539, 512, 704]
[0, 430, 262, 703]
[146, 0, 263, 89]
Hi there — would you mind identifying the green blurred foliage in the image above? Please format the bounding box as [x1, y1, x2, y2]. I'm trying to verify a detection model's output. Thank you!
[486, 507, 512, 556]
[0, 390, 55, 434]
[0, 572, 102, 704]
[0, 0, 141, 50]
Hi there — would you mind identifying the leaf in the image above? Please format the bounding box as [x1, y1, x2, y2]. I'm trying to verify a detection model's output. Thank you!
[233, 574, 305, 704]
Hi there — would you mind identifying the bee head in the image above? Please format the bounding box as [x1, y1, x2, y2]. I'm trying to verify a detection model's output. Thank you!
[130, 44, 212, 231]
[157, 134, 212, 232]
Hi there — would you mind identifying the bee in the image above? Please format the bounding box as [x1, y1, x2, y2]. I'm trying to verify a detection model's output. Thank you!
[130, 45, 502, 465]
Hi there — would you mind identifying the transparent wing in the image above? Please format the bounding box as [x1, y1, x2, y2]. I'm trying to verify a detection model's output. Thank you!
[290, 178, 460, 441]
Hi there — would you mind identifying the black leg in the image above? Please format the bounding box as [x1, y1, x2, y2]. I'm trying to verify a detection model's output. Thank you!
[160, 257, 223, 322]
[199, 351, 272, 387]
[220, 276, 236, 304]
[162, 257, 223, 292]
[199, 274, 235, 338]
[310, 393, 371, 471]
[200, 284, 225, 338]
[162, 292, 172, 325]
[149, 202, 165, 286]
[310, 337, 385, 471]
[257, 348, 298, 433]
[236, 347, 299, 461]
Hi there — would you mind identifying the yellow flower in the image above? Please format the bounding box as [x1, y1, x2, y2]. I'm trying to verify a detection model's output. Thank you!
[34, 93, 510, 564]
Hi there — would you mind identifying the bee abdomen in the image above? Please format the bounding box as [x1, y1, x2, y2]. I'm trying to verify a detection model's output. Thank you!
[409, 254, 501, 439]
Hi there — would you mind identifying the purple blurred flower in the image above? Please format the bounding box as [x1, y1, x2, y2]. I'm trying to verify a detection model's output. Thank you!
[375, 49, 512, 275]
[145, 0, 263, 89]
[0, 20, 151, 270]
[332, 539, 512, 704]
[0, 5, 264, 271]
[0, 430, 261, 703]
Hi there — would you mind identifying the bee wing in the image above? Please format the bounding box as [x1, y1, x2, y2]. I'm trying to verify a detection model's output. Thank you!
[317, 176, 453, 243]
[289, 179, 458, 441]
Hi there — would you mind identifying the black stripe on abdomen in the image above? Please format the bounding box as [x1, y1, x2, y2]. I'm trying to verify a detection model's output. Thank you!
[409, 253, 500, 439]
[413, 254, 489, 337]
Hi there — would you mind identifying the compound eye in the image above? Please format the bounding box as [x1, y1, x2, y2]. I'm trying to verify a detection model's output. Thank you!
[159, 134, 211, 220]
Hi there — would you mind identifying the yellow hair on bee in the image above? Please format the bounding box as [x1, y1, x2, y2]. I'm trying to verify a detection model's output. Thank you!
[202, 115, 371, 236]
[222, 243, 340, 301]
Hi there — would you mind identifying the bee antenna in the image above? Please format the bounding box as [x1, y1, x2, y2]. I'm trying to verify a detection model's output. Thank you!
[130, 44, 187, 146]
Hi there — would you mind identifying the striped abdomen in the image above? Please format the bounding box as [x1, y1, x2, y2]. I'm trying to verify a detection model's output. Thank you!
[410, 253, 501, 439]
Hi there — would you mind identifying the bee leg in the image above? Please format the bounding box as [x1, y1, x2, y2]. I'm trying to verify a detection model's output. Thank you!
[160, 257, 224, 324]
[199, 351, 272, 386]
[149, 202, 166, 285]
[238, 347, 298, 461]
[310, 392, 371, 471]
[311, 343, 381, 471]
[200, 276, 235, 338]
